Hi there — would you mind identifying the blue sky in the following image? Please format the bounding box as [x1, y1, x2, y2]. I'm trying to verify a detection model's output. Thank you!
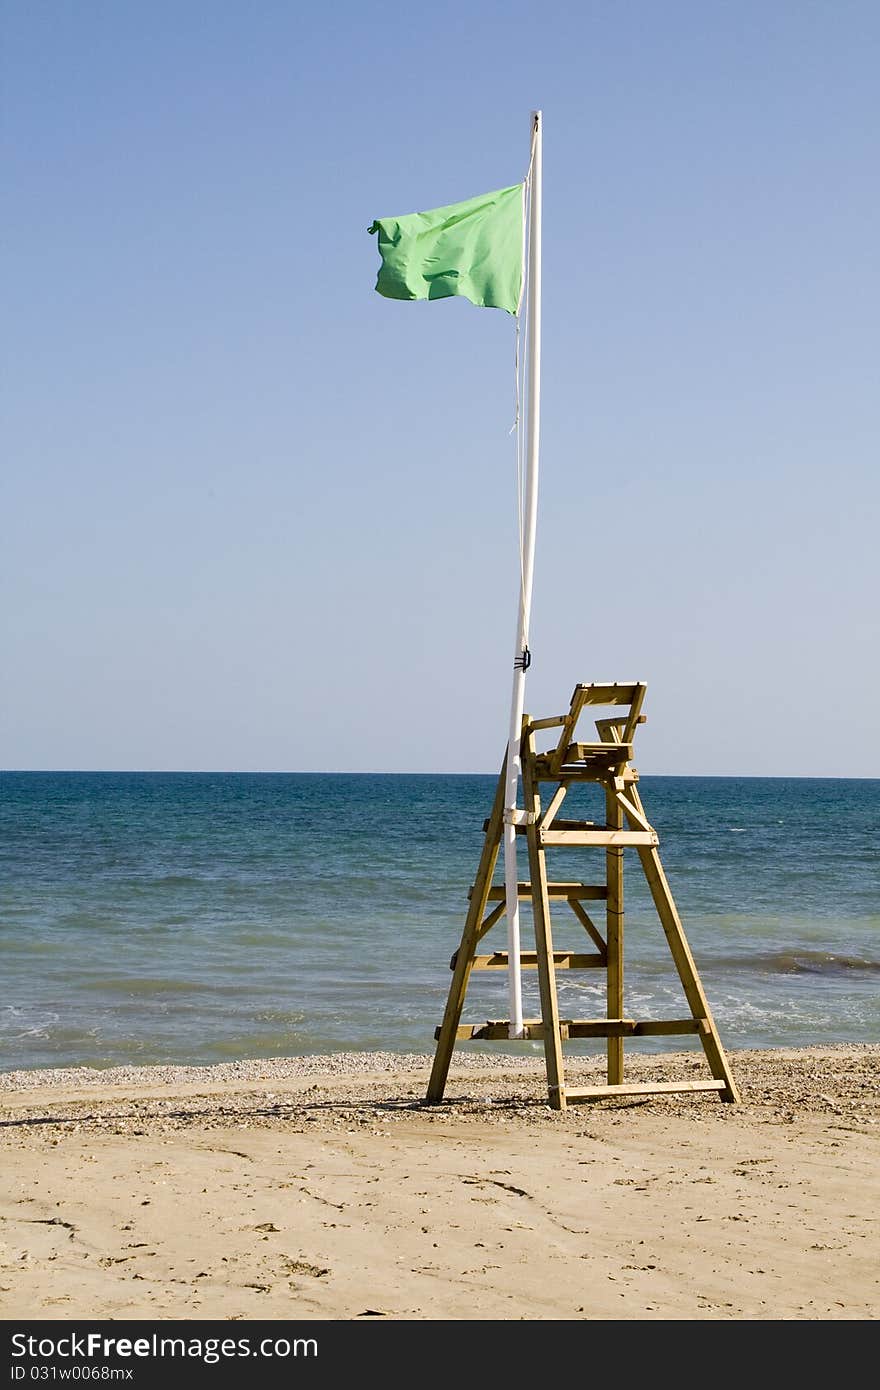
[3, 1, 878, 775]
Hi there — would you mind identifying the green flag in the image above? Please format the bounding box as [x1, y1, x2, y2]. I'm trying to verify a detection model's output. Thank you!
[368, 184, 524, 315]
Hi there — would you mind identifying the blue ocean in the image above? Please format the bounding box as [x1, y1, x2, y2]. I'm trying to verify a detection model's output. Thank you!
[1, 772, 878, 1071]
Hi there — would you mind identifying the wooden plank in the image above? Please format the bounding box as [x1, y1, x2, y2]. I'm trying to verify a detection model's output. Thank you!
[595, 714, 644, 738]
[613, 788, 653, 833]
[632, 1019, 704, 1036]
[559, 1080, 727, 1101]
[477, 901, 506, 939]
[566, 742, 634, 761]
[572, 683, 642, 706]
[568, 898, 607, 956]
[535, 747, 634, 775]
[567, 1019, 704, 1038]
[539, 781, 568, 832]
[618, 682, 648, 746]
[449, 900, 507, 968]
[540, 828, 658, 847]
[471, 952, 605, 970]
[532, 763, 628, 783]
[446, 1021, 596, 1042]
[532, 818, 599, 830]
[595, 716, 627, 736]
[441, 1021, 542, 1041]
[547, 686, 591, 776]
[443, 1020, 623, 1042]
[482, 882, 608, 902]
[567, 1020, 634, 1038]
[527, 715, 567, 731]
[441, 1018, 707, 1042]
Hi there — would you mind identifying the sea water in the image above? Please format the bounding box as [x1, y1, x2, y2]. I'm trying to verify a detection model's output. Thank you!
[1, 772, 877, 1070]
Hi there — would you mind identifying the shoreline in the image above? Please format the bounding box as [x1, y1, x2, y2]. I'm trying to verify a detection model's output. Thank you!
[3, 1037, 878, 1090]
[2, 1045, 878, 1321]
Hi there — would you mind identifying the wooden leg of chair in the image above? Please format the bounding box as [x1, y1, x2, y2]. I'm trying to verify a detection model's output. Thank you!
[523, 727, 567, 1110]
[627, 786, 740, 1105]
[426, 756, 507, 1103]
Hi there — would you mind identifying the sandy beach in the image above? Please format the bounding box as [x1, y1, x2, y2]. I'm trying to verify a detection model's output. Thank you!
[1, 1045, 877, 1322]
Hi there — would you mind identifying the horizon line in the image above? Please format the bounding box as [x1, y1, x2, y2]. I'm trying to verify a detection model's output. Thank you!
[2, 768, 878, 781]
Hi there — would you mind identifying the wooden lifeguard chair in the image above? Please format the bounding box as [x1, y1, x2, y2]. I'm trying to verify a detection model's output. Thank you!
[427, 682, 740, 1110]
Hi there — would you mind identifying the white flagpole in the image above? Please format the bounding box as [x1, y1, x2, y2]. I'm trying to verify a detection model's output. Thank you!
[503, 109, 542, 1040]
